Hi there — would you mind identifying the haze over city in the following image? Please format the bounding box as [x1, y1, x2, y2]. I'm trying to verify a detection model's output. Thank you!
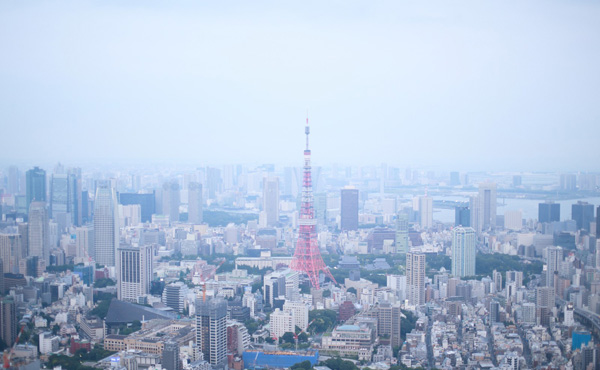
[1, 2, 600, 370]
[1, 1, 600, 170]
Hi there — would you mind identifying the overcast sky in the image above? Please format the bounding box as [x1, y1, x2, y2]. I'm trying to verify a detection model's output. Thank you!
[1, 1, 599, 171]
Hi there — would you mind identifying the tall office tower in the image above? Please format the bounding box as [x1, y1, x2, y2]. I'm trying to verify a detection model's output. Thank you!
[206, 167, 222, 200]
[162, 181, 180, 223]
[418, 196, 433, 229]
[572, 201, 595, 232]
[0, 234, 21, 274]
[49, 173, 68, 220]
[75, 226, 93, 260]
[492, 270, 503, 293]
[262, 177, 279, 227]
[188, 182, 203, 224]
[340, 187, 359, 231]
[451, 227, 476, 277]
[597, 205, 600, 239]
[162, 341, 181, 370]
[314, 193, 327, 226]
[7, 166, 20, 195]
[469, 195, 481, 233]
[478, 182, 497, 231]
[163, 282, 188, 313]
[290, 120, 337, 289]
[68, 169, 83, 226]
[196, 298, 227, 369]
[93, 181, 119, 267]
[395, 213, 409, 255]
[455, 204, 470, 227]
[559, 174, 577, 191]
[535, 286, 555, 326]
[119, 192, 156, 223]
[0, 297, 16, 347]
[545, 246, 562, 289]
[538, 201, 560, 224]
[28, 201, 48, 263]
[117, 244, 153, 301]
[406, 252, 425, 306]
[25, 166, 46, 212]
[489, 300, 500, 323]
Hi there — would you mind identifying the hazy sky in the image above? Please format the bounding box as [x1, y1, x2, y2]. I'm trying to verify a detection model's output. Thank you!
[1, 1, 599, 171]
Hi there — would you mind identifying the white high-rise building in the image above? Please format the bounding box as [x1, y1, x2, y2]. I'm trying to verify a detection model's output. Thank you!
[478, 182, 497, 231]
[418, 196, 433, 229]
[75, 226, 93, 260]
[162, 180, 180, 224]
[269, 308, 295, 339]
[28, 201, 49, 264]
[283, 300, 309, 331]
[262, 177, 279, 227]
[452, 227, 476, 277]
[117, 244, 153, 301]
[406, 252, 425, 306]
[93, 182, 119, 267]
[395, 213, 409, 255]
[188, 182, 203, 224]
[564, 302, 575, 326]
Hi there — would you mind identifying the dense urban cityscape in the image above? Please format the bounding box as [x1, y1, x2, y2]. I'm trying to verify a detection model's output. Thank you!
[0, 116, 599, 370]
[2, 1, 600, 370]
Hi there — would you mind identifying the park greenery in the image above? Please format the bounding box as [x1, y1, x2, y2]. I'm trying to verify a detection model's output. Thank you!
[93, 278, 116, 288]
[308, 309, 337, 334]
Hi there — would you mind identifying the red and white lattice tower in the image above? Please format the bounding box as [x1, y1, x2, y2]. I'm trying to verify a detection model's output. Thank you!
[290, 117, 337, 289]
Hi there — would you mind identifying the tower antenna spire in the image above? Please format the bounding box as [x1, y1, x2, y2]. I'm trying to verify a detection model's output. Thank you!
[305, 112, 310, 150]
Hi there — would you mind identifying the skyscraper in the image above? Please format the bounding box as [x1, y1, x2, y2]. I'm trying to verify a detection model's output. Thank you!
[117, 244, 153, 302]
[572, 201, 594, 232]
[188, 182, 203, 224]
[93, 181, 119, 267]
[478, 182, 497, 231]
[340, 187, 359, 231]
[49, 173, 69, 220]
[262, 177, 279, 227]
[406, 252, 425, 306]
[26, 166, 46, 212]
[119, 192, 156, 223]
[395, 213, 409, 255]
[0, 297, 16, 348]
[418, 196, 433, 229]
[451, 227, 476, 277]
[545, 246, 562, 290]
[538, 201, 560, 224]
[290, 119, 337, 289]
[196, 298, 227, 369]
[162, 180, 180, 224]
[455, 204, 470, 227]
[28, 201, 48, 264]
[469, 195, 481, 233]
[0, 233, 22, 274]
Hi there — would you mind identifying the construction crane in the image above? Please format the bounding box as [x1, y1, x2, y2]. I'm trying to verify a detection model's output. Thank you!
[3, 323, 26, 369]
[294, 319, 316, 351]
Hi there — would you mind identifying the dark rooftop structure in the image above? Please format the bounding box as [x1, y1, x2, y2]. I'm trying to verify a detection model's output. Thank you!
[104, 299, 177, 327]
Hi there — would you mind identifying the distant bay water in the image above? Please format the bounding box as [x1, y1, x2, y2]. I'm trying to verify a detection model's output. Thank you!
[432, 195, 600, 224]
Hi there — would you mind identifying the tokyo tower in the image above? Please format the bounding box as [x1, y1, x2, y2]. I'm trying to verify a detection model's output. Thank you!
[290, 117, 337, 289]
